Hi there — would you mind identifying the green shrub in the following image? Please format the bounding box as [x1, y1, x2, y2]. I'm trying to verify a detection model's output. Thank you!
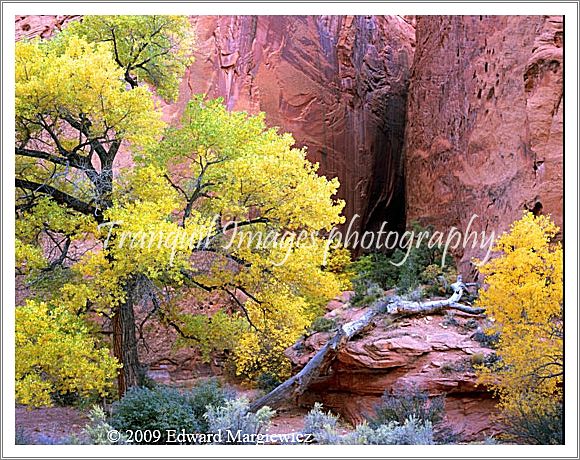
[204, 397, 275, 444]
[396, 222, 453, 293]
[309, 317, 338, 333]
[111, 386, 200, 444]
[440, 362, 458, 374]
[351, 281, 384, 307]
[502, 401, 563, 444]
[350, 252, 399, 291]
[349, 250, 399, 306]
[50, 389, 103, 410]
[420, 264, 458, 297]
[350, 222, 457, 300]
[303, 403, 438, 445]
[111, 379, 231, 444]
[368, 387, 445, 428]
[472, 330, 500, 348]
[188, 379, 235, 430]
[379, 416, 434, 445]
[256, 373, 282, 393]
[402, 286, 426, 302]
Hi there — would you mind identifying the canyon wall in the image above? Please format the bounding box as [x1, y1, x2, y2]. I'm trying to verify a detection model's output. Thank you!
[172, 16, 415, 234]
[15, 15, 565, 272]
[15, 15, 79, 38]
[404, 16, 563, 276]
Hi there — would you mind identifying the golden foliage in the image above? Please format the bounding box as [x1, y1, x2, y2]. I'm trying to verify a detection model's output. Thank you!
[16, 34, 165, 150]
[475, 212, 563, 416]
[16, 300, 120, 406]
[15, 17, 349, 400]
[151, 97, 347, 380]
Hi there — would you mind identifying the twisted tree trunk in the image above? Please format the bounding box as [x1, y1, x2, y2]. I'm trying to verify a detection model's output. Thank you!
[249, 278, 484, 412]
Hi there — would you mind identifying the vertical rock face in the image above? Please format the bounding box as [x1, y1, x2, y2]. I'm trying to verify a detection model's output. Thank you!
[13, 14, 565, 267]
[404, 16, 563, 276]
[170, 15, 415, 233]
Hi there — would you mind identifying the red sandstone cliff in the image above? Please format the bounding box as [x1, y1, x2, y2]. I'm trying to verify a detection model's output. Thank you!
[176, 16, 415, 234]
[15, 15, 80, 38]
[404, 16, 563, 276]
[14, 14, 564, 274]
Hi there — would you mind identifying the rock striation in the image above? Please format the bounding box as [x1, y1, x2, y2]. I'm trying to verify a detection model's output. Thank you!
[15, 15, 80, 39]
[177, 15, 415, 234]
[14, 14, 565, 273]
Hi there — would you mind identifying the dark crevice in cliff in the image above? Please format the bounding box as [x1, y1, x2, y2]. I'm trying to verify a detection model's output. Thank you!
[361, 18, 414, 241]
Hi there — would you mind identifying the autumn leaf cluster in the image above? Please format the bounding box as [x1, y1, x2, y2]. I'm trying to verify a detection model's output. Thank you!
[475, 212, 563, 419]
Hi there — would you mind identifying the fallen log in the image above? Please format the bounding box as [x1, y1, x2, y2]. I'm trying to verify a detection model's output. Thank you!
[249, 277, 483, 413]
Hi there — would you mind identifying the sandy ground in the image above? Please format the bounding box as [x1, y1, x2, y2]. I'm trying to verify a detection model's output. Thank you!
[15, 405, 89, 444]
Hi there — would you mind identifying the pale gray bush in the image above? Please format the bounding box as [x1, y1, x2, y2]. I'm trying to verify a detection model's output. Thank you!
[204, 397, 275, 444]
[83, 405, 127, 444]
[303, 402, 339, 437]
[311, 413, 434, 445]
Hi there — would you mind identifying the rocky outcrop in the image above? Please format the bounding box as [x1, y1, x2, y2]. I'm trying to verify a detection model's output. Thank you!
[286, 293, 499, 441]
[404, 16, 563, 276]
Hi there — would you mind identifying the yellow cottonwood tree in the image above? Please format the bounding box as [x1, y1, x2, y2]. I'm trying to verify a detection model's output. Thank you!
[15, 15, 192, 401]
[66, 15, 194, 101]
[475, 212, 563, 417]
[135, 96, 346, 381]
[16, 300, 120, 407]
[15, 17, 346, 405]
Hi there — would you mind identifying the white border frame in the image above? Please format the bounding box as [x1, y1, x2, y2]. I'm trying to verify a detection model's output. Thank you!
[2, 2, 578, 458]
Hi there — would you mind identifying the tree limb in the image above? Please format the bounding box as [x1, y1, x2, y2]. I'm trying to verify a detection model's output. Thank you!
[15, 178, 102, 222]
[16, 147, 70, 167]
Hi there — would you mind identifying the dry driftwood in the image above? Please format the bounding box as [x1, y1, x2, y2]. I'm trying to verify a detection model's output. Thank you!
[249, 277, 484, 413]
